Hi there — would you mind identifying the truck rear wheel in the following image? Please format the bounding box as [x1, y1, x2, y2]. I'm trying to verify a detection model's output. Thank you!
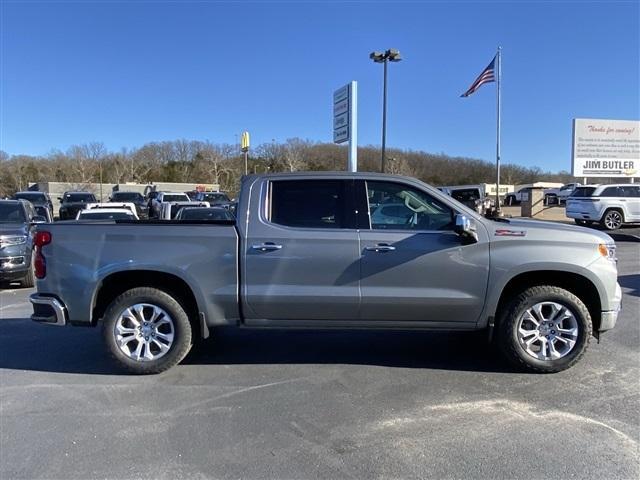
[497, 286, 591, 373]
[102, 287, 193, 374]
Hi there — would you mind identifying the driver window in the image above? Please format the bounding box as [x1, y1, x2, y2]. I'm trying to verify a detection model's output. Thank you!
[366, 181, 454, 231]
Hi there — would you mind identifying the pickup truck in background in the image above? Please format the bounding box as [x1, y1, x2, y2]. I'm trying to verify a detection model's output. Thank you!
[149, 192, 191, 218]
[543, 183, 581, 205]
[30, 172, 621, 374]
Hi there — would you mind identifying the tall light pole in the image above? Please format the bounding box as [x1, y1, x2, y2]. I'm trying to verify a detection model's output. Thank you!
[370, 48, 402, 173]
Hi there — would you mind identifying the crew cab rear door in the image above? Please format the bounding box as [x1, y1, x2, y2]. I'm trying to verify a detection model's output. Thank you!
[242, 178, 360, 322]
[356, 179, 490, 324]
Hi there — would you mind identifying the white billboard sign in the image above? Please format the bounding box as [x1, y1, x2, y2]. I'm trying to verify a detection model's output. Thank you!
[572, 118, 640, 178]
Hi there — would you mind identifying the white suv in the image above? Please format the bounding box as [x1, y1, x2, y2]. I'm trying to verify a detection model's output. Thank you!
[566, 184, 640, 230]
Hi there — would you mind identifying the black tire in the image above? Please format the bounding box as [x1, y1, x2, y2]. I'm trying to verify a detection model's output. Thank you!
[497, 285, 591, 373]
[506, 196, 514, 206]
[21, 253, 35, 288]
[600, 209, 624, 230]
[102, 287, 193, 374]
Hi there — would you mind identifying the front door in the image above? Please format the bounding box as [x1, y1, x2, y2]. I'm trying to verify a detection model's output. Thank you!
[358, 180, 490, 324]
[242, 178, 361, 322]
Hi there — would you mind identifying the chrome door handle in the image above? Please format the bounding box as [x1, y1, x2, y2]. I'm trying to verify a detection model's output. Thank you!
[365, 244, 396, 253]
[252, 243, 283, 252]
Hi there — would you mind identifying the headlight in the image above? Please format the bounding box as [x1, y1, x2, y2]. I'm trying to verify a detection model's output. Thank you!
[0, 235, 27, 248]
[598, 243, 617, 263]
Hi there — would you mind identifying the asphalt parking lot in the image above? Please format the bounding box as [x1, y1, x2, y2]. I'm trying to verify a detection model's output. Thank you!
[1, 242, 638, 479]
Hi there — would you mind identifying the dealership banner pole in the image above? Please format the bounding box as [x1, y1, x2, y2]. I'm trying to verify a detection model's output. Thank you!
[495, 47, 502, 214]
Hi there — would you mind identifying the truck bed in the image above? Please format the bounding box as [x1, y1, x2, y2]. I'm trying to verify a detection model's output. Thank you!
[35, 220, 240, 327]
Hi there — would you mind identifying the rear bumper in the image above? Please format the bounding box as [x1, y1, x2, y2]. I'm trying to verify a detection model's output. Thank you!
[30, 294, 68, 326]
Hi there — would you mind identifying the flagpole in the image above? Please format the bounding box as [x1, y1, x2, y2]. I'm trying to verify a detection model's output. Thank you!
[495, 47, 502, 215]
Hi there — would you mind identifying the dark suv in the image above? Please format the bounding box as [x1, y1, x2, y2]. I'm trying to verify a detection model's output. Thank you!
[12, 191, 54, 215]
[0, 200, 46, 287]
[109, 191, 149, 219]
[58, 192, 97, 220]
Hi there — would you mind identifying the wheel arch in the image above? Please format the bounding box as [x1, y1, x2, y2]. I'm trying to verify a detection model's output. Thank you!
[489, 270, 603, 333]
[91, 270, 203, 337]
[601, 207, 625, 222]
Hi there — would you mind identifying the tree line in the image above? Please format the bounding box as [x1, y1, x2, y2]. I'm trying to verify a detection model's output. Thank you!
[0, 139, 575, 197]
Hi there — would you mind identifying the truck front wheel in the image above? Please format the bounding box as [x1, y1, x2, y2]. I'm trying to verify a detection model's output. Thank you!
[497, 286, 591, 373]
[102, 287, 193, 374]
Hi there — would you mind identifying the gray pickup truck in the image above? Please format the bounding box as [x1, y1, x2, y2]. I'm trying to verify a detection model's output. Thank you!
[30, 172, 621, 374]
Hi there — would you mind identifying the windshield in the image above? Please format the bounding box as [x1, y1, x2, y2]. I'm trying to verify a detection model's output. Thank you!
[111, 192, 143, 202]
[65, 193, 96, 202]
[79, 211, 133, 220]
[202, 193, 230, 203]
[163, 194, 190, 202]
[0, 203, 27, 223]
[571, 187, 596, 197]
[14, 192, 47, 202]
[180, 208, 234, 220]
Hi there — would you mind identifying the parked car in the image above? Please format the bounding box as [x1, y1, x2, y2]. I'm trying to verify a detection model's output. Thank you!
[504, 187, 532, 206]
[175, 207, 235, 221]
[184, 190, 200, 201]
[76, 208, 138, 221]
[109, 191, 148, 219]
[566, 184, 640, 230]
[556, 183, 582, 205]
[145, 190, 159, 214]
[34, 205, 53, 223]
[149, 192, 191, 218]
[12, 191, 54, 215]
[30, 172, 621, 375]
[58, 192, 97, 220]
[0, 199, 46, 287]
[439, 186, 492, 214]
[194, 191, 231, 205]
[160, 201, 210, 220]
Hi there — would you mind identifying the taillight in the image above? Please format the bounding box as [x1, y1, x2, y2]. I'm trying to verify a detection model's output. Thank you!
[35, 231, 52, 247]
[34, 231, 52, 279]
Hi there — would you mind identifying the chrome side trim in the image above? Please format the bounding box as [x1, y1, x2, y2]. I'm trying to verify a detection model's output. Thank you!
[30, 294, 67, 326]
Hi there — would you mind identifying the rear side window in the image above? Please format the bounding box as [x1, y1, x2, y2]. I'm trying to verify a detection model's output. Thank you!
[270, 180, 346, 229]
[571, 187, 596, 197]
[600, 187, 622, 197]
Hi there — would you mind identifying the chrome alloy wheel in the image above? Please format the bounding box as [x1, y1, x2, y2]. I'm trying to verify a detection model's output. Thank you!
[604, 211, 623, 230]
[114, 303, 175, 362]
[516, 302, 579, 361]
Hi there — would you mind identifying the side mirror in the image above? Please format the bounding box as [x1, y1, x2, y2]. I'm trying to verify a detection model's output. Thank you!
[31, 215, 47, 224]
[454, 214, 478, 243]
[57, 197, 63, 201]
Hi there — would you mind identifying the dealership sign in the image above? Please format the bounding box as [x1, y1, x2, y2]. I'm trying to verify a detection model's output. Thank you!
[333, 81, 358, 172]
[572, 118, 640, 177]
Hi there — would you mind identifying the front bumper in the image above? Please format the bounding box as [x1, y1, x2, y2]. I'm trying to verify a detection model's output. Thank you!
[30, 294, 68, 326]
[0, 256, 29, 281]
[599, 282, 622, 332]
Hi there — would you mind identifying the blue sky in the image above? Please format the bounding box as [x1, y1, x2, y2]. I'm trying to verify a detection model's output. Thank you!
[1, 0, 638, 172]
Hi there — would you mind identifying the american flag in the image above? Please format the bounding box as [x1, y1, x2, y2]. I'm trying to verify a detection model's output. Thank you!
[460, 56, 496, 97]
